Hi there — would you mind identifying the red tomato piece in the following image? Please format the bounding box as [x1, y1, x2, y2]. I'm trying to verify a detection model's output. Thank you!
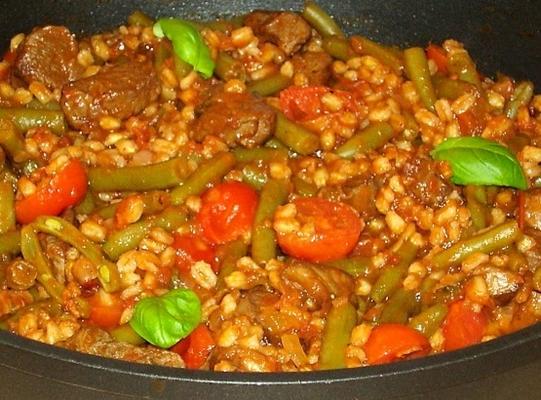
[197, 182, 258, 245]
[172, 233, 217, 273]
[279, 86, 328, 121]
[170, 324, 215, 369]
[426, 44, 448, 74]
[88, 291, 125, 330]
[364, 323, 431, 365]
[442, 300, 488, 351]
[275, 197, 364, 263]
[15, 159, 88, 224]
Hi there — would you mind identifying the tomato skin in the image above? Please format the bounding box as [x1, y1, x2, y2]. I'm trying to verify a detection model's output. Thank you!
[170, 324, 215, 369]
[426, 44, 448, 74]
[172, 233, 217, 273]
[275, 197, 364, 263]
[88, 292, 125, 330]
[442, 300, 488, 351]
[197, 182, 258, 245]
[279, 86, 355, 121]
[364, 323, 430, 365]
[15, 159, 88, 224]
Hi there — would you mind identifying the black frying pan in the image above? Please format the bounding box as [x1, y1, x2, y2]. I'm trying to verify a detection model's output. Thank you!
[1, 1, 541, 399]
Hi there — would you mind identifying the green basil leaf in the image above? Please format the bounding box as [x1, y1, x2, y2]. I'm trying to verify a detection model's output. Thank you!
[430, 137, 527, 190]
[129, 288, 201, 348]
[153, 18, 215, 78]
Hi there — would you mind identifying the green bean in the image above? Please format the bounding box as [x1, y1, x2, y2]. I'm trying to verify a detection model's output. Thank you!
[111, 324, 145, 345]
[448, 51, 481, 87]
[88, 156, 194, 192]
[171, 152, 236, 205]
[248, 73, 292, 97]
[0, 181, 15, 234]
[215, 51, 246, 82]
[351, 36, 404, 74]
[20, 225, 64, 301]
[335, 122, 393, 159]
[154, 41, 171, 70]
[95, 191, 168, 220]
[0, 230, 20, 256]
[325, 256, 371, 278]
[370, 240, 418, 303]
[379, 288, 418, 324]
[404, 47, 437, 111]
[217, 240, 248, 290]
[292, 176, 318, 197]
[26, 98, 62, 111]
[322, 36, 353, 61]
[302, 1, 344, 38]
[432, 220, 520, 270]
[465, 186, 486, 231]
[233, 148, 288, 163]
[152, 207, 188, 231]
[264, 138, 287, 149]
[408, 303, 448, 337]
[33, 216, 121, 292]
[505, 81, 534, 119]
[74, 191, 97, 215]
[173, 54, 192, 80]
[274, 113, 319, 156]
[241, 164, 268, 190]
[433, 75, 476, 100]
[319, 299, 357, 370]
[252, 179, 290, 263]
[128, 10, 154, 27]
[0, 119, 30, 162]
[0, 108, 66, 135]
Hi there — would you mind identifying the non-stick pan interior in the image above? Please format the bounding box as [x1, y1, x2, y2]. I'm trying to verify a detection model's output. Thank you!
[1, 1, 541, 399]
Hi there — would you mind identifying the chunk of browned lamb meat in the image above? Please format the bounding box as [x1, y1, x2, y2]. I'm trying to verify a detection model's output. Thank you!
[193, 85, 276, 148]
[60, 60, 159, 132]
[15, 26, 83, 91]
[59, 327, 184, 367]
[291, 51, 333, 85]
[244, 11, 311, 55]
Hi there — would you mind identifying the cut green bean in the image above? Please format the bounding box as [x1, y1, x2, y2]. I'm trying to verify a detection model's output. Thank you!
[0, 108, 66, 135]
[127, 10, 154, 27]
[322, 36, 352, 61]
[215, 51, 246, 82]
[26, 99, 62, 111]
[264, 138, 287, 149]
[111, 324, 145, 345]
[0, 230, 20, 256]
[432, 220, 520, 270]
[74, 191, 97, 215]
[448, 51, 481, 87]
[20, 225, 64, 301]
[302, 1, 344, 38]
[241, 164, 268, 190]
[233, 148, 288, 163]
[248, 73, 292, 97]
[33, 216, 121, 292]
[325, 256, 371, 278]
[217, 239, 248, 290]
[171, 152, 237, 205]
[370, 240, 418, 303]
[0, 119, 30, 162]
[433, 75, 476, 100]
[173, 54, 193, 80]
[505, 81, 534, 119]
[292, 176, 318, 197]
[404, 47, 437, 111]
[154, 41, 171, 70]
[252, 179, 290, 263]
[408, 303, 448, 337]
[465, 186, 486, 231]
[379, 288, 418, 324]
[335, 121, 393, 159]
[274, 113, 319, 155]
[319, 299, 357, 370]
[0, 181, 15, 234]
[89, 156, 194, 192]
[351, 36, 404, 74]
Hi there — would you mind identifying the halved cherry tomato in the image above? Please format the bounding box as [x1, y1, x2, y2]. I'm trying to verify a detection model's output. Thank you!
[197, 182, 258, 245]
[275, 197, 364, 263]
[279, 86, 356, 121]
[426, 44, 448, 74]
[88, 291, 125, 330]
[364, 323, 430, 365]
[15, 159, 88, 224]
[172, 233, 217, 273]
[442, 300, 488, 351]
[170, 324, 215, 369]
